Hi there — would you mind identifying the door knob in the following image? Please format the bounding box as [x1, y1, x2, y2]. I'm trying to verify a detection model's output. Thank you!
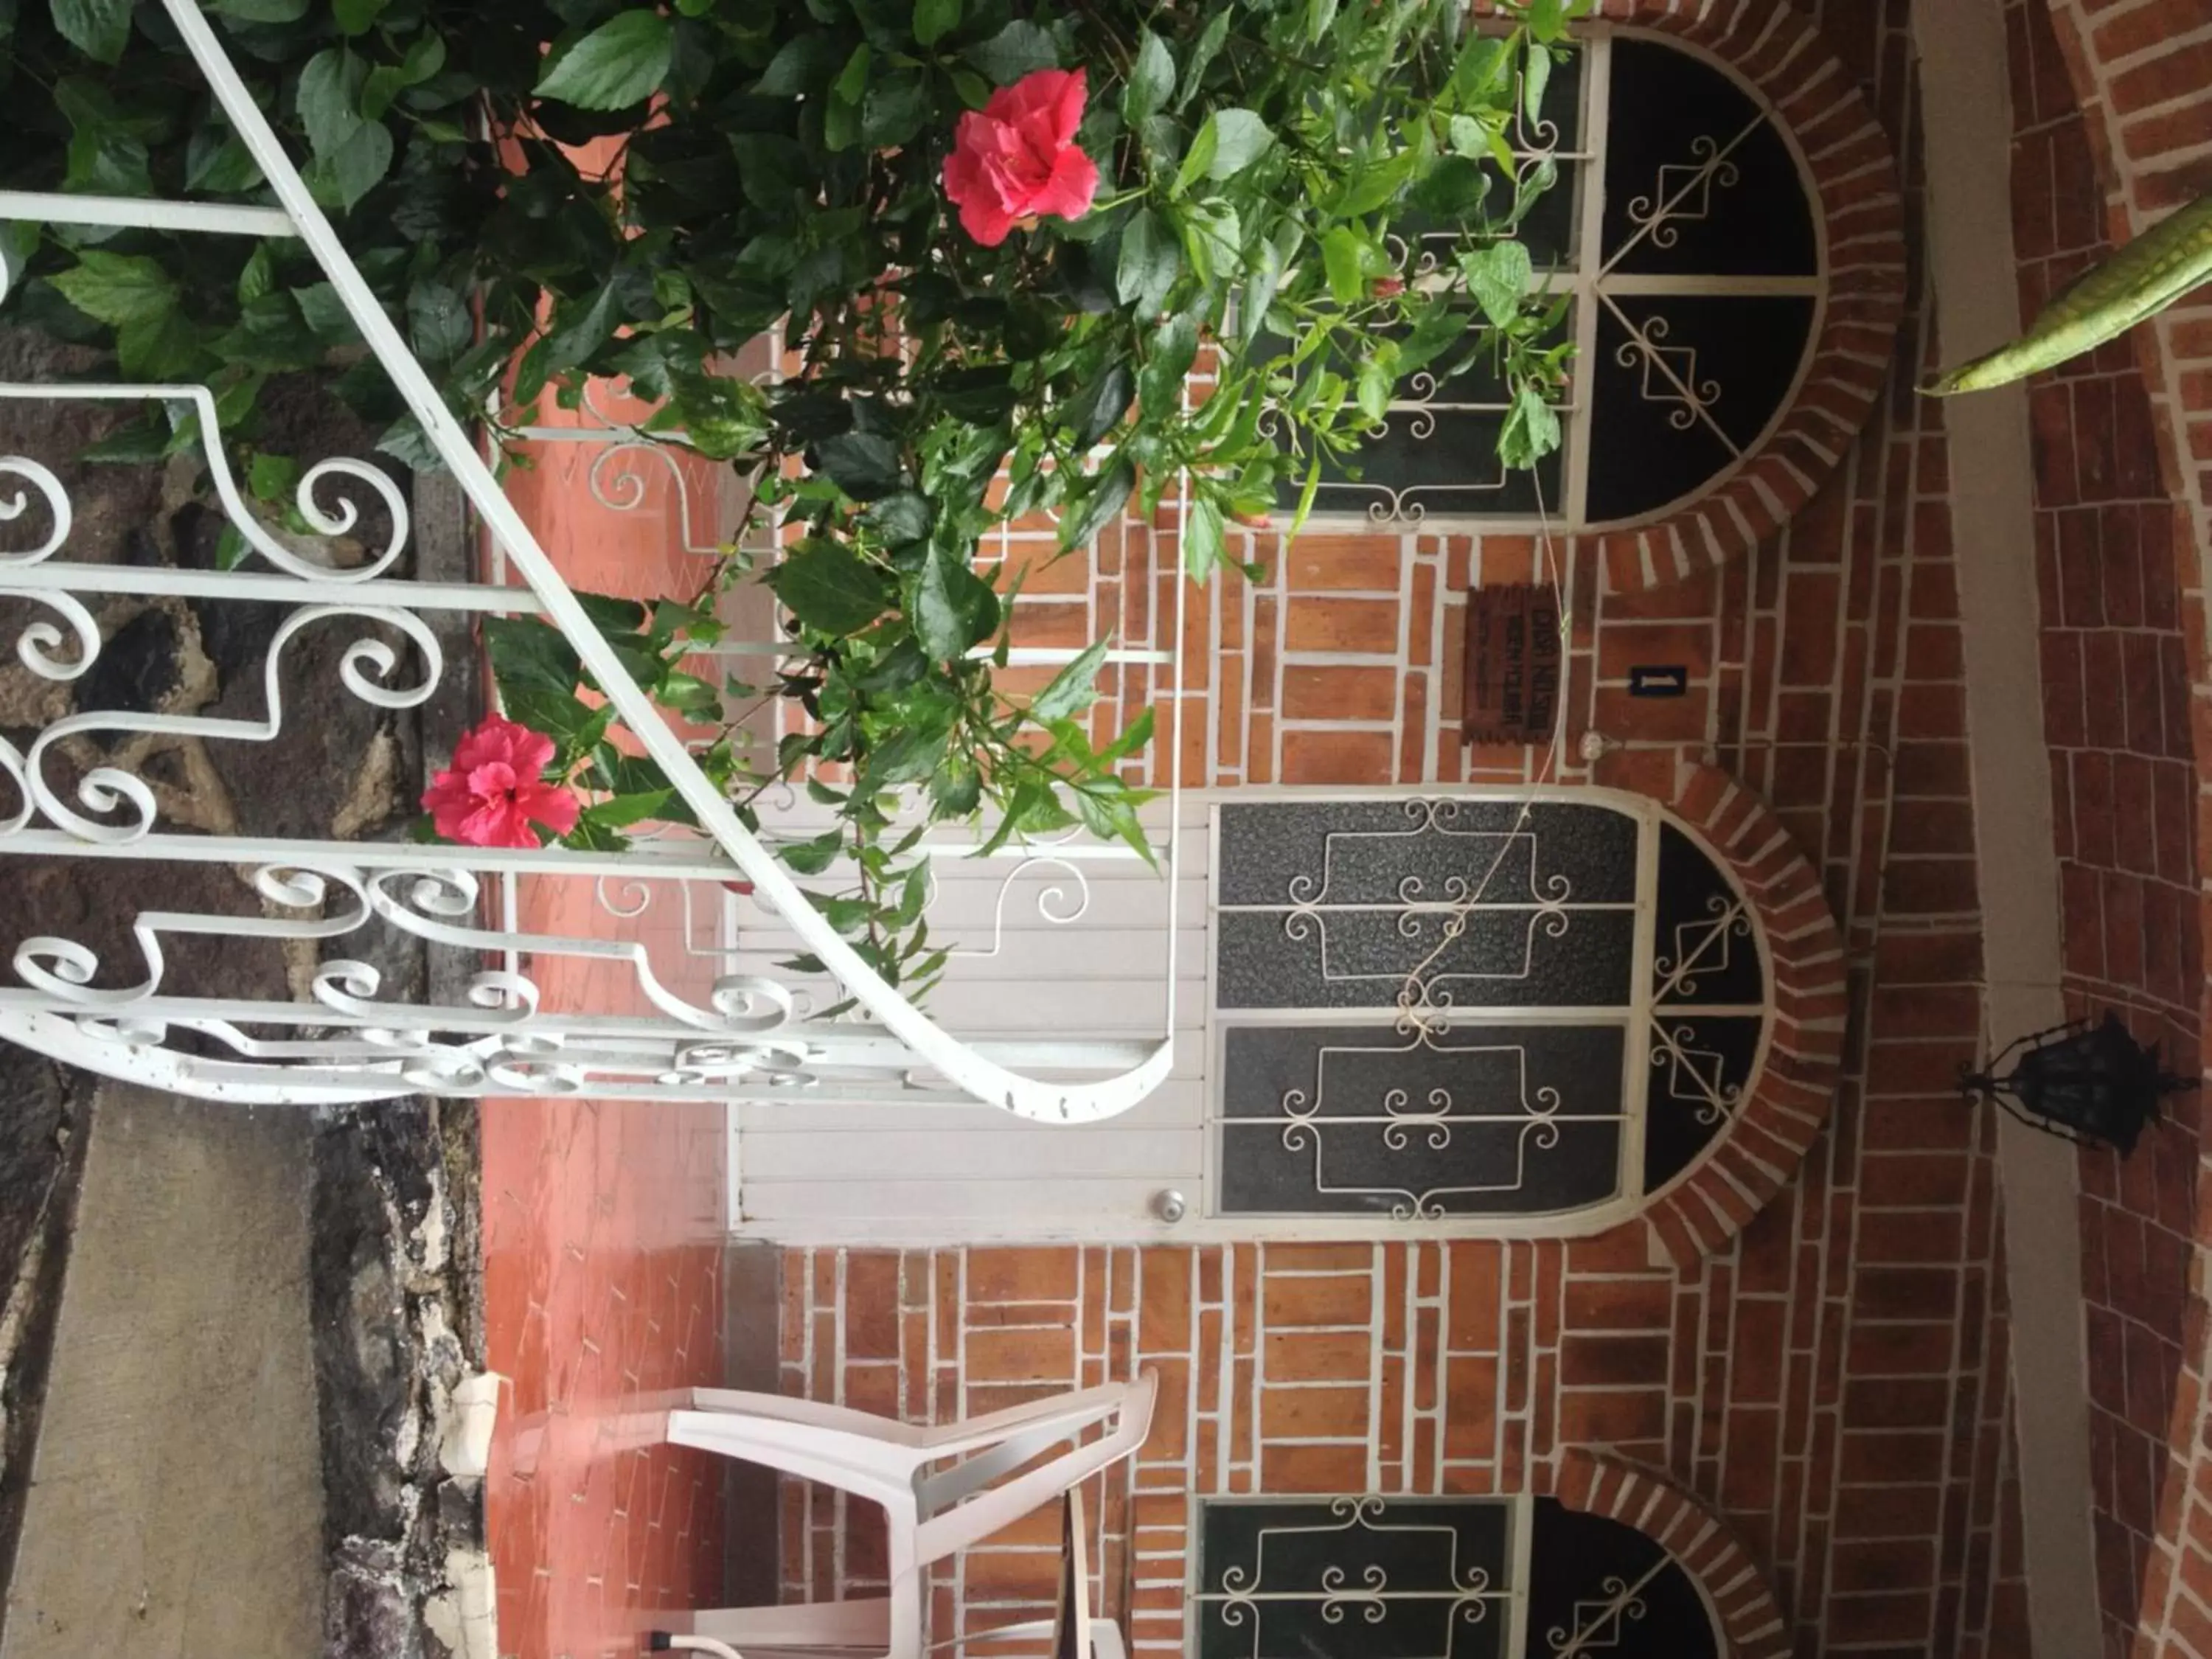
[1152, 1189, 1188, 1224]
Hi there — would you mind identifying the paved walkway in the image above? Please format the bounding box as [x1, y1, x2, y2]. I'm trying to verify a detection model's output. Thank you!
[483, 404, 739, 1659]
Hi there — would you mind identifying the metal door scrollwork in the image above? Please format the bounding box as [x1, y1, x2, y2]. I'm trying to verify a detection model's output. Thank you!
[1190, 1496, 1723, 1659]
[1211, 797, 1767, 1226]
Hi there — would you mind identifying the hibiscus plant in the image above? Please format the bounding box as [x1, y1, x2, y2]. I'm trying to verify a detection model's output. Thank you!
[7, 0, 1579, 1002]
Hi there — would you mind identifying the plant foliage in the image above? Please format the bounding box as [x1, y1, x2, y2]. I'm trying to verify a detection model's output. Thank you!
[0, 0, 1580, 1000]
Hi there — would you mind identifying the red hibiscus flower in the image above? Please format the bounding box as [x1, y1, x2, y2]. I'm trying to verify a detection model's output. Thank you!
[942, 68, 1099, 247]
[422, 714, 581, 849]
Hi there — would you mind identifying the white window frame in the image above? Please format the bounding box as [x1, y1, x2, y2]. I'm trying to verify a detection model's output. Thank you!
[1304, 24, 1829, 535]
[1182, 1491, 1730, 1659]
[1199, 785, 1773, 1241]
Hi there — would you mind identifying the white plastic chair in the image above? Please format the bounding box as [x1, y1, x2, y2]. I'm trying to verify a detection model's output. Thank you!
[644, 1372, 1156, 1659]
[653, 1486, 1125, 1659]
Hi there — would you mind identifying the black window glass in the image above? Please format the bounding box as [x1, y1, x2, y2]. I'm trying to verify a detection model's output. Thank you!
[1213, 798, 1769, 1220]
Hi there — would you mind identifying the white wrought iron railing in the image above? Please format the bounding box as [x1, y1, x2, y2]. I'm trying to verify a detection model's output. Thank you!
[0, 0, 1181, 1119]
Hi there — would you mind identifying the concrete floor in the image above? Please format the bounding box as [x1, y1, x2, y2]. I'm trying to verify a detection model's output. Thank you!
[0, 1086, 324, 1659]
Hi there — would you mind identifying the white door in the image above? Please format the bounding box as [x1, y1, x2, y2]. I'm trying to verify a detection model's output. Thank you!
[728, 795, 1211, 1242]
[729, 789, 1767, 1247]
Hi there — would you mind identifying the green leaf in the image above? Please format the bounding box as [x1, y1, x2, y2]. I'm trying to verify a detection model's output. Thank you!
[1410, 153, 1491, 220]
[583, 790, 675, 830]
[834, 41, 872, 102]
[1184, 494, 1226, 582]
[297, 49, 361, 161]
[577, 591, 648, 636]
[237, 243, 275, 306]
[769, 537, 894, 636]
[914, 0, 960, 46]
[293, 282, 356, 343]
[540, 279, 622, 373]
[536, 11, 674, 111]
[1065, 361, 1133, 448]
[1301, 0, 1339, 44]
[324, 121, 394, 209]
[1138, 312, 1200, 419]
[501, 685, 596, 746]
[1172, 119, 1217, 196]
[484, 616, 582, 698]
[1523, 45, 1554, 125]
[248, 451, 299, 502]
[1356, 358, 1391, 424]
[778, 829, 846, 876]
[1338, 150, 1416, 217]
[1238, 237, 1284, 350]
[1448, 32, 1512, 108]
[1197, 108, 1271, 181]
[1460, 240, 1533, 329]
[914, 543, 1001, 660]
[332, 0, 386, 33]
[1059, 456, 1135, 552]
[1175, 7, 1231, 110]
[1102, 706, 1155, 763]
[1032, 638, 1110, 723]
[658, 670, 723, 715]
[862, 491, 933, 546]
[862, 69, 931, 148]
[1321, 226, 1366, 306]
[757, 34, 843, 96]
[1530, 0, 1568, 39]
[408, 279, 473, 366]
[186, 129, 262, 194]
[116, 310, 201, 380]
[51, 250, 177, 328]
[50, 0, 131, 63]
[1498, 380, 1561, 468]
[209, 0, 309, 18]
[1115, 207, 1180, 316]
[964, 20, 1057, 85]
[815, 431, 904, 500]
[1124, 29, 1174, 126]
[377, 416, 443, 473]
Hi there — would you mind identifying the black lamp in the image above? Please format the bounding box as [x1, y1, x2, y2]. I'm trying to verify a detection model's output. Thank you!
[1959, 1012, 2194, 1157]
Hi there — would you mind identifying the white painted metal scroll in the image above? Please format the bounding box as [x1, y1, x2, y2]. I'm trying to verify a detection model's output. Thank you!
[0, 0, 1180, 1120]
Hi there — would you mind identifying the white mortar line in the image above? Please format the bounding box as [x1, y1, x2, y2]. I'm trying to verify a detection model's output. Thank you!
[1910, 4, 2101, 1654]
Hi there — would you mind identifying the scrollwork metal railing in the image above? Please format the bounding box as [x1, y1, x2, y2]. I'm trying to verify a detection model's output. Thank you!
[0, 0, 1180, 1120]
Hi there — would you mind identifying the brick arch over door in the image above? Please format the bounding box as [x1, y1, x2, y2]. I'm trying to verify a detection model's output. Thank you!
[1545, 1448, 1793, 1659]
[1628, 761, 1846, 1268]
[2013, 8, 2212, 1657]
[1467, 0, 1910, 591]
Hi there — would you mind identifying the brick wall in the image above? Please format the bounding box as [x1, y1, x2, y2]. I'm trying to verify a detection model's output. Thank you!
[2003, 6, 2206, 1653]
[770, 2, 2040, 1655]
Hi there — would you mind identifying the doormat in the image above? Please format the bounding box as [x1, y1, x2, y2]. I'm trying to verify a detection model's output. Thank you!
[1463, 582, 1563, 745]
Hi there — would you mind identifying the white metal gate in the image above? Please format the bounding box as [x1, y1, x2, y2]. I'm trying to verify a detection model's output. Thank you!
[0, 0, 1183, 1124]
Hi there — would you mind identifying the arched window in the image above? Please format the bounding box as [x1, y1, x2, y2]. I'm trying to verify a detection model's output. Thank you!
[1208, 792, 1769, 1231]
[1190, 1492, 1725, 1659]
[1296, 27, 1823, 529]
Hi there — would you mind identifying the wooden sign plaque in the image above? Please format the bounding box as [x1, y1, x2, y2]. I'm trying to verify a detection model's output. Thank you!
[1462, 582, 1563, 745]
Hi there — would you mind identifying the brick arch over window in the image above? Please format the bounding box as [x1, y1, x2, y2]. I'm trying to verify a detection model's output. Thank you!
[1544, 1448, 1793, 1659]
[1470, 0, 1910, 592]
[2008, 10, 2212, 1658]
[1630, 761, 1846, 1267]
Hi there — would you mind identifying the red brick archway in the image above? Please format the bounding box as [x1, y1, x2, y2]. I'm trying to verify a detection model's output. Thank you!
[1545, 1447, 1793, 1659]
[1467, 0, 1909, 592]
[1624, 761, 1848, 1268]
[2008, 7, 2212, 1655]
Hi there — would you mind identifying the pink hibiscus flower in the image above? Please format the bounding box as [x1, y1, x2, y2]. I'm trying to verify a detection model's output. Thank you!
[422, 714, 581, 849]
[942, 67, 1100, 247]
